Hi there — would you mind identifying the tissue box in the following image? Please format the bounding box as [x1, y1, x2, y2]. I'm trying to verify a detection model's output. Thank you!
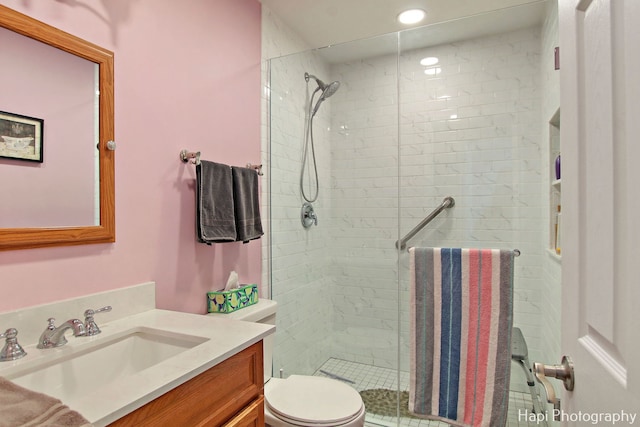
[207, 284, 258, 313]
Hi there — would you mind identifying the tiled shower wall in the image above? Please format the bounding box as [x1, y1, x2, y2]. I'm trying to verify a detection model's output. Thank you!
[540, 0, 562, 356]
[328, 26, 546, 372]
[264, 7, 335, 375]
[263, 5, 559, 381]
[327, 39, 401, 369]
[538, 3, 562, 417]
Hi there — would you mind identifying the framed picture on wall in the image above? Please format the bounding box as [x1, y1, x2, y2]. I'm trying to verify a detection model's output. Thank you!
[0, 111, 43, 163]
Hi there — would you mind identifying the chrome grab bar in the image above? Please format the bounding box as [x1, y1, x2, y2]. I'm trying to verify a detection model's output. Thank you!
[395, 196, 455, 251]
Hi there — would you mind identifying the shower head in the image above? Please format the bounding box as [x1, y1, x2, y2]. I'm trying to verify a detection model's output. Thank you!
[319, 80, 340, 100]
[305, 72, 340, 116]
[305, 72, 340, 98]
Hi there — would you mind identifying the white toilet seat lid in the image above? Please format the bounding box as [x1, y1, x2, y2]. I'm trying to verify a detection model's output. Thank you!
[266, 375, 364, 426]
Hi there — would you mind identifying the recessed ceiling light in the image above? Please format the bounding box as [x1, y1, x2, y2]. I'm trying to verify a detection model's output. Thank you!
[424, 67, 442, 76]
[397, 9, 426, 25]
[420, 57, 439, 66]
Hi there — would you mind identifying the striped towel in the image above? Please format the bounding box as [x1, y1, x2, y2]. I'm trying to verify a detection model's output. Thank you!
[409, 248, 514, 427]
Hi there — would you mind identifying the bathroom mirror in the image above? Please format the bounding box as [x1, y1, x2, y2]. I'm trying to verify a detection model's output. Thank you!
[0, 5, 114, 250]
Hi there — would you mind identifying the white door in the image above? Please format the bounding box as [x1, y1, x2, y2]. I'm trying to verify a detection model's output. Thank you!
[559, 0, 640, 423]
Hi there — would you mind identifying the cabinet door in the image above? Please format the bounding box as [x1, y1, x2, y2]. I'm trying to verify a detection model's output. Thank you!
[222, 396, 265, 427]
[109, 341, 263, 427]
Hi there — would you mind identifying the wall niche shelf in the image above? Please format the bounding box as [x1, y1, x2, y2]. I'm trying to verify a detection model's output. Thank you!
[549, 108, 561, 259]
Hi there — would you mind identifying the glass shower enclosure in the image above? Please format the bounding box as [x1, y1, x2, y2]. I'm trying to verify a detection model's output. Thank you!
[265, 1, 559, 425]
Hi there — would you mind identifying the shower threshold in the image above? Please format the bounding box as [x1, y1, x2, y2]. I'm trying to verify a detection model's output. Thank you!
[318, 369, 356, 384]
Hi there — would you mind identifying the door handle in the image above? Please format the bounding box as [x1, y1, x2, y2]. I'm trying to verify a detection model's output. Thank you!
[532, 356, 574, 420]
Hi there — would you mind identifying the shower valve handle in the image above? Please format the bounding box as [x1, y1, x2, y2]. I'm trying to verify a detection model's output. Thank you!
[308, 210, 318, 225]
[301, 203, 318, 228]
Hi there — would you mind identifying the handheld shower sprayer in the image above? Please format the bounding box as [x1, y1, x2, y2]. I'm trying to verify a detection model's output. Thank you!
[305, 72, 341, 116]
[300, 72, 341, 208]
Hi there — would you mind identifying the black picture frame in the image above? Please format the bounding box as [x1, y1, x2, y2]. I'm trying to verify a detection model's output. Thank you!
[0, 111, 44, 163]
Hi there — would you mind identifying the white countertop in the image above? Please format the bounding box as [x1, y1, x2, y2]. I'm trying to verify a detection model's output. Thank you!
[0, 308, 274, 426]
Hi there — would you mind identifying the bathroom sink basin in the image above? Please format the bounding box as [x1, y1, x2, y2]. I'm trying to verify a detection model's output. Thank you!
[6, 327, 208, 405]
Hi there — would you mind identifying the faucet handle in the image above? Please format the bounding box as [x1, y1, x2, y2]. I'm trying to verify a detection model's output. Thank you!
[83, 306, 112, 336]
[45, 318, 56, 330]
[0, 328, 27, 362]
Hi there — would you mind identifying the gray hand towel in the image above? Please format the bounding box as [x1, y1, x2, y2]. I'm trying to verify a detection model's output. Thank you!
[231, 166, 264, 243]
[196, 160, 237, 243]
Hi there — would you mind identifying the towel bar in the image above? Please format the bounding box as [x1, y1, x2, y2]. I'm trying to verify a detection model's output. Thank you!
[180, 149, 201, 165]
[179, 149, 263, 175]
[246, 163, 264, 176]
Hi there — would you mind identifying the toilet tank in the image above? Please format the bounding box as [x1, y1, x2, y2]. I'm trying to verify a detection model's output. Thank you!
[207, 299, 276, 382]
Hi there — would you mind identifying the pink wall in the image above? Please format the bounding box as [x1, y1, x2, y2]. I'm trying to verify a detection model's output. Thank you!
[0, 0, 262, 314]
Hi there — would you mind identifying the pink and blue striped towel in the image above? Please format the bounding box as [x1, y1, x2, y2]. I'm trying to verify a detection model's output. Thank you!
[409, 248, 514, 427]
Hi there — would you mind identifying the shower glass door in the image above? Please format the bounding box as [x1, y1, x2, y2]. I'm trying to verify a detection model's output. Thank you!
[267, 2, 559, 425]
[268, 30, 401, 383]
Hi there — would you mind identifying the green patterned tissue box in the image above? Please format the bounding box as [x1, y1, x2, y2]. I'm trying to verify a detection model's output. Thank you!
[207, 284, 258, 313]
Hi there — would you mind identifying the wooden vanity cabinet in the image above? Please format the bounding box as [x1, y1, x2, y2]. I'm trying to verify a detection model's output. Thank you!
[222, 396, 264, 427]
[109, 341, 264, 427]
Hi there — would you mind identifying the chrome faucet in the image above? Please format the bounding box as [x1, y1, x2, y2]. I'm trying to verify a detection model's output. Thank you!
[83, 306, 112, 336]
[0, 328, 27, 361]
[37, 318, 86, 349]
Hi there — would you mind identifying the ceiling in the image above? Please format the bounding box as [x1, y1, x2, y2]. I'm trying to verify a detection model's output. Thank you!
[261, 0, 548, 61]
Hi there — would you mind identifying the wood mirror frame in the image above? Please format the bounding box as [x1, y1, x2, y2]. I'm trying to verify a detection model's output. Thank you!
[0, 5, 115, 251]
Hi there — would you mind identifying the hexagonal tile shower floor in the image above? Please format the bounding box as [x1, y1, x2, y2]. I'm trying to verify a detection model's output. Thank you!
[313, 358, 546, 427]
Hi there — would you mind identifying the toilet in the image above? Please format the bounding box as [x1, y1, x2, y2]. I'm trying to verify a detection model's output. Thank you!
[208, 299, 365, 427]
